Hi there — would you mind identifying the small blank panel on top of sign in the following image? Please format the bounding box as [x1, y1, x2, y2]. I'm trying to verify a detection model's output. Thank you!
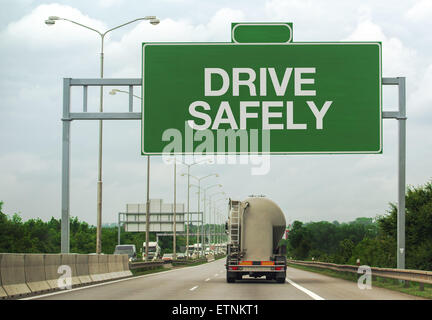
[231, 22, 293, 43]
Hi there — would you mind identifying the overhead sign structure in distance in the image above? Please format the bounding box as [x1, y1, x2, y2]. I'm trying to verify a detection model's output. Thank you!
[141, 23, 381, 155]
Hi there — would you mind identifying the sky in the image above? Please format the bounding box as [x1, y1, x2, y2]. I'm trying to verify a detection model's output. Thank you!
[0, 0, 431, 226]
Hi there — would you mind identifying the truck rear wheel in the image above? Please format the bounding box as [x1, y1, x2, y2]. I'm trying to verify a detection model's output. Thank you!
[226, 272, 236, 283]
[276, 277, 285, 283]
[276, 273, 286, 283]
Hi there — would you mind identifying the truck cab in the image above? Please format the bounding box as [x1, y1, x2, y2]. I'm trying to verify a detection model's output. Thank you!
[142, 241, 161, 261]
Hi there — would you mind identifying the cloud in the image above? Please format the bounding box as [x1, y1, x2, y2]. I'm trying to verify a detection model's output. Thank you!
[1, 3, 106, 49]
[98, 0, 124, 8]
[408, 63, 432, 122]
[343, 19, 418, 80]
[105, 7, 245, 77]
[405, 0, 432, 22]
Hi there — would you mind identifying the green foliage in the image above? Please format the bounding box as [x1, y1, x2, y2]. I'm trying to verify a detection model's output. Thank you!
[376, 181, 432, 270]
[0, 201, 220, 256]
[286, 180, 432, 271]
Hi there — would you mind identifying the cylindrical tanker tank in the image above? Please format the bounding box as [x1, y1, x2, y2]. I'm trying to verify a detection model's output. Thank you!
[226, 196, 287, 283]
[241, 197, 286, 260]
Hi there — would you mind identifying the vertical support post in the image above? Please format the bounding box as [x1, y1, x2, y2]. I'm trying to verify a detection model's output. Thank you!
[96, 36, 104, 255]
[129, 85, 133, 112]
[397, 77, 406, 270]
[173, 160, 177, 259]
[117, 213, 121, 245]
[186, 166, 190, 259]
[197, 181, 201, 257]
[61, 78, 71, 254]
[203, 189, 206, 255]
[145, 155, 150, 261]
[83, 85, 88, 112]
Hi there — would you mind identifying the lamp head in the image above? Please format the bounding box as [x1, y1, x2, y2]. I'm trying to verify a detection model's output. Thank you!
[45, 19, 55, 26]
[48, 16, 61, 20]
[150, 18, 160, 25]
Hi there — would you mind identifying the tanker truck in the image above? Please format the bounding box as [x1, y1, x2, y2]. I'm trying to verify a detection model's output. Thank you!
[225, 196, 287, 283]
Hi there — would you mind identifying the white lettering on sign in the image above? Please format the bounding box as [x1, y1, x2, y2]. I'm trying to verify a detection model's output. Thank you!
[188, 67, 333, 131]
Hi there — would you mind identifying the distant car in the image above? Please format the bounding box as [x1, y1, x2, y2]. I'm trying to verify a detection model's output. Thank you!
[114, 244, 137, 262]
[176, 253, 185, 259]
[162, 253, 173, 262]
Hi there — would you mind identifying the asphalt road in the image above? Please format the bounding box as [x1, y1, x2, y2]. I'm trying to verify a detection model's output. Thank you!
[27, 259, 424, 300]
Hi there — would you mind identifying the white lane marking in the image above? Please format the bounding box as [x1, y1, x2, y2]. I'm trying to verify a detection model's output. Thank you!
[205, 278, 211, 282]
[286, 277, 325, 300]
[190, 286, 199, 291]
[21, 258, 224, 300]
[214, 274, 219, 277]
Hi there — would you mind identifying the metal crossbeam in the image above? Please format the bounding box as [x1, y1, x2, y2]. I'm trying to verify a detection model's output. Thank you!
[62, 77, 406, 274]
[67, 112, 141, 120]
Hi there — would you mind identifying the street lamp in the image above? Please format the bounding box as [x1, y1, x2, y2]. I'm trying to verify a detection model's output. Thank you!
[213, 197, 229, 252]
[109, 88, 142, 100]
[183, 173, 219, 256]
[201, 183, 222, 253]
[45, 15, 159, 254]
[176, 158, 213, 258]
[206, 191, 225, 247]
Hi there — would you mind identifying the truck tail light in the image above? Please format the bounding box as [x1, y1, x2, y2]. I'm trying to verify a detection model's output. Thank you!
[275, 266, 283, 271]
[229, 266, 238, 270]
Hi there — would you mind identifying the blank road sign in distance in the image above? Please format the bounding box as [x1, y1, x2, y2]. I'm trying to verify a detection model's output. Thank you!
[141, 42, 382, 155]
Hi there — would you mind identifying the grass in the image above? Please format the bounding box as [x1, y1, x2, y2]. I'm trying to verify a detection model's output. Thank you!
[130, 265, 166, 277]
[287, 263, 432, 300]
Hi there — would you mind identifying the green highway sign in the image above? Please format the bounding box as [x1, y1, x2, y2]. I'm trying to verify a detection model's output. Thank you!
[231, 22, 293, 43]
[141, 42, 382, 155]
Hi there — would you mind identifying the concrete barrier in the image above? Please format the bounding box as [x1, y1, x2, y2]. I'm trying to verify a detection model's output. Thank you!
[88, 255, 104, 282]
[115, 254, 126, 278]
[44, 254, 62, 289]
[108, 254, 122, 279]
[75, 254, 92, 285]
[0, 253, 31, 297]
[0, 253, 134, 298]
[61, 254, 81, 287]
[0, 254, 8, 299]
[115, 254, 130, 277]
[122, 255, 133, 277]
[98, 255, 112, 280]
[24, 254, 51, 293]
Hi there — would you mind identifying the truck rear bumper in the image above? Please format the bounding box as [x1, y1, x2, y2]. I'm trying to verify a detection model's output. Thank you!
[226, 265, 286, 272]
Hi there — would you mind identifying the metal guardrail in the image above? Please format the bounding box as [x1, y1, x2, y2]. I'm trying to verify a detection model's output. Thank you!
[129, 260, 165, 270]
[172, 258, 207, 266]
[129, 257, 213, 270]
[288, 260, 432, 285]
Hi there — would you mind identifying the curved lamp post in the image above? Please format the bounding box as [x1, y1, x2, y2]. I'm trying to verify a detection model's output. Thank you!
[45, 15, 159, 254]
